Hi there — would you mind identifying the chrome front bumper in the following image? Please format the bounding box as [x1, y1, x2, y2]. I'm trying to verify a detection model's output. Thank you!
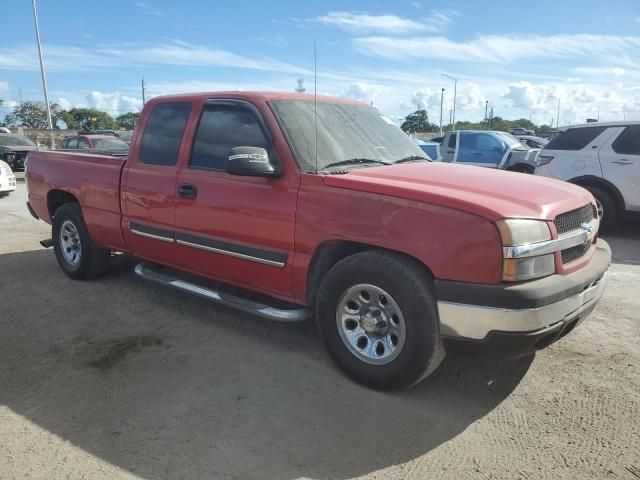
[438, 272, 608, 341]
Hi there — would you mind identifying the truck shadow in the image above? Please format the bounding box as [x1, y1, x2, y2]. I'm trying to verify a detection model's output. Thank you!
[1, 249, 532, 480]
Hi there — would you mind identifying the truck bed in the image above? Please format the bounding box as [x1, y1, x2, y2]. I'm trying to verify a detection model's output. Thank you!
[27, 150, 128, 251]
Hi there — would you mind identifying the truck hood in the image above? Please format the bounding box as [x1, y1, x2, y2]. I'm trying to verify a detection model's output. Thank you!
[323, 162, 592, 221]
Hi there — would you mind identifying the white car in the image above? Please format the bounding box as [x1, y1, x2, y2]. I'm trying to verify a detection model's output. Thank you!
[0, 160, 16, 197]
[535, 121, 640, 228]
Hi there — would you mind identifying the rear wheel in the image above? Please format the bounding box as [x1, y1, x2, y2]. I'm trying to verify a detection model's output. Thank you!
[52, 203, 110, 280]
[316, 250, 445, 390]
[585, 186, 617, 231]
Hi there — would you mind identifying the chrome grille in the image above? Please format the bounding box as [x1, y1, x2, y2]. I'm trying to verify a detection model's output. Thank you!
[561, 242, 591, 264]
[554, 204, 593, 235]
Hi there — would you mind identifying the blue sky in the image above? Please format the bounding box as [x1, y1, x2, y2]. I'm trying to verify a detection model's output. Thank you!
[1, 0, 639, 125]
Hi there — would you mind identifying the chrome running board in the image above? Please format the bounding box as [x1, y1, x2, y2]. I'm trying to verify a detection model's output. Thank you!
[134, 262, 311, 322]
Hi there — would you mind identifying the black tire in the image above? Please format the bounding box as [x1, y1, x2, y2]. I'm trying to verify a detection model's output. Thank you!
[52, 203, 110, 280]
[316, 250, 445, 390]
[0, 192, 9, 198]
[507, 164, 534, 174]
[586, 186, 617, 231]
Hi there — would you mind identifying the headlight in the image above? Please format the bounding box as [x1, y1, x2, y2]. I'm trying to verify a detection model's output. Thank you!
[496, 219, 555, 282]
[0, 160, 9, 176]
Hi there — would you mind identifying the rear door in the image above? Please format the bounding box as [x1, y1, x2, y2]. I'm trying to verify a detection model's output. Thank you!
[599, 125, 640, 212]
[172, 99, 298, 299]
[454, 132, 504, 168]
[121, 101, 193, 265]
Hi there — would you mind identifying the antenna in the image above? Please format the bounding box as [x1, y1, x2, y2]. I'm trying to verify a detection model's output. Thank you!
[314, 41, 318, 174]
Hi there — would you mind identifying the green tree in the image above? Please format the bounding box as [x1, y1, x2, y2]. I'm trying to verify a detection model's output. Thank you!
[401, 109, 434, 133]
[61, 108, 117, 130]
[5, 101, 63, 128]
[115, 111, 139, 130]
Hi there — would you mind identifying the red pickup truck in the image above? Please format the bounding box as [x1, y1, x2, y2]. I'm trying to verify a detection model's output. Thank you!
[26, 92, 611, 390]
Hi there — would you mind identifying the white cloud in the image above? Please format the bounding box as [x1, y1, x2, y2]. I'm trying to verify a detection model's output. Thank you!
[0, 42, 310, 75]
[87, 91, 142, 114]
[135, 2, 165, 16]
[316, 12, 426, 33]
[341, 82, 383, 104]
[0, 82, 8, 94]
[314, 9, 459, 33]
[354, 34, 640, 63]
[500, 81, 640, 123]
[612, 67, 625, 76]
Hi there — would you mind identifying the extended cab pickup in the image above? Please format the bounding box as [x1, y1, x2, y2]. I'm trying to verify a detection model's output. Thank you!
[26, 92, 611, 390]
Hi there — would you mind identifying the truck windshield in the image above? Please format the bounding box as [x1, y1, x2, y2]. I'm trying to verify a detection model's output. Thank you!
[497, 132, 529, 150]
[0, 134, 36, 147]
[270, 100, 428, 172]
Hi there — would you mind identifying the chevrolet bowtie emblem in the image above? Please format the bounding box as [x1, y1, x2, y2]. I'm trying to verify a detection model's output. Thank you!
[581, 222, 596, 243]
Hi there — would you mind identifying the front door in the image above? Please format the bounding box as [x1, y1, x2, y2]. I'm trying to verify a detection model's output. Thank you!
[455, 132, 504, 168]
[173, 100, 299, 299]
[599, 125, 640, 212]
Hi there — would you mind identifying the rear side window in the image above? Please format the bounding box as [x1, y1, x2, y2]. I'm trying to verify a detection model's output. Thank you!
[448, 133, 456, 149]
[190, 106, 269, 170]
[546, 126, 606, 151]
[139, 102, 191, 165]
[65, 138, 78, 149]
[612, 126, 640, 155]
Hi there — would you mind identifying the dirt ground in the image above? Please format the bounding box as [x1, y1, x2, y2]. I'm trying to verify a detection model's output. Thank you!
[1, 183, 639, 480]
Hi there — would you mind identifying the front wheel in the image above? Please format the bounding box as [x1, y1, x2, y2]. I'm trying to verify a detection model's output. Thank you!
[586, 186, 617, 231]
[316, 250, 445, 390]
[52, 203, 110, 280]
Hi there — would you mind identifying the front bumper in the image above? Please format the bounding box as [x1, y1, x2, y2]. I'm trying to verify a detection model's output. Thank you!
[436, 239, 611, 357]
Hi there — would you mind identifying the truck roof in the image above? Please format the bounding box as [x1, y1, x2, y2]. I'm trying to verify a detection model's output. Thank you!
[145, 91, 364, 105]
[559, 120, 638, 130]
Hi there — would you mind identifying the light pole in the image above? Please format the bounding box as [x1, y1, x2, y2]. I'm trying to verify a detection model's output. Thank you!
[442, 73, 457, 130]
[484, 100, 488, 124]
[31, 0, 53, 131]
[439, 88, 445, 136]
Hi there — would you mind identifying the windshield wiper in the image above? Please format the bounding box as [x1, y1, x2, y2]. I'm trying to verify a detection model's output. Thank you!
[394, 155, 431, 164]
[320, 158, 392, 171]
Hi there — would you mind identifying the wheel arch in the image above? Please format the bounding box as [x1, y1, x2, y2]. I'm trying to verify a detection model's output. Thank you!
[306, 240, 434, 307]
[47, 189, 79, 219]
[568, 175, 626, 212]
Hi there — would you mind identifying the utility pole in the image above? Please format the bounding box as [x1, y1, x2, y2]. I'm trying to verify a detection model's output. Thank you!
[442, 74, 458, 130]
[484, 100, 488, 124]
[439, 88, 445, 135]
[141, 78, 146, 105]
[597, 107, 600, 121]
[31, 0, 53, 131]
[555, 98, 561, 129]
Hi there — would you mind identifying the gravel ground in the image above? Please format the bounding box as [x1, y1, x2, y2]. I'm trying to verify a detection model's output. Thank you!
[1, 184, 639, 480]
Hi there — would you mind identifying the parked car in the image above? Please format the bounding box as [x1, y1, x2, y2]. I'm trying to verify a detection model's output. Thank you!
[516, 135, 549, 149]
[0, 133, 38, 171]
[0, 127, 11, 134]
[61, 134, 129, 153]
[435, 130, 540, 173]
[510, 127, 535, 136]
[79, 130, 134, 144]
[535, 121, 640, 229]
[26, 92, 610, 390]
[0, 160, 16, 197]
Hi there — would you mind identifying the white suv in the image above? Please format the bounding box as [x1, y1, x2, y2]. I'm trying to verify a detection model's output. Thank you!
[535, 121, 640, 228]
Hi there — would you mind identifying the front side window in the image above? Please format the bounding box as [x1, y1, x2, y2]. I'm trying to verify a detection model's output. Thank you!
[94, 138, 129, 150]
[190, 106, 269, 170]
[448, 133, 457, 149]
[457, 132, 505, 164]
[139, 102, 191, 165]
[77, 138, 90, 149]
[612, 126, 640, 155]
[546, 126, 606, 151]
[65, 138, 78, 149]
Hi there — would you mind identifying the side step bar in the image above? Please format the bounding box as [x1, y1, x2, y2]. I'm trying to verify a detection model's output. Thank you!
[134, 262, 311, 322]
[40, 238, 53, 248]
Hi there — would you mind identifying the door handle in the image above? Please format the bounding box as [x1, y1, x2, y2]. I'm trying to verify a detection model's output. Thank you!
[177, 183, 198, 199]
[612, 159, 633, 165]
